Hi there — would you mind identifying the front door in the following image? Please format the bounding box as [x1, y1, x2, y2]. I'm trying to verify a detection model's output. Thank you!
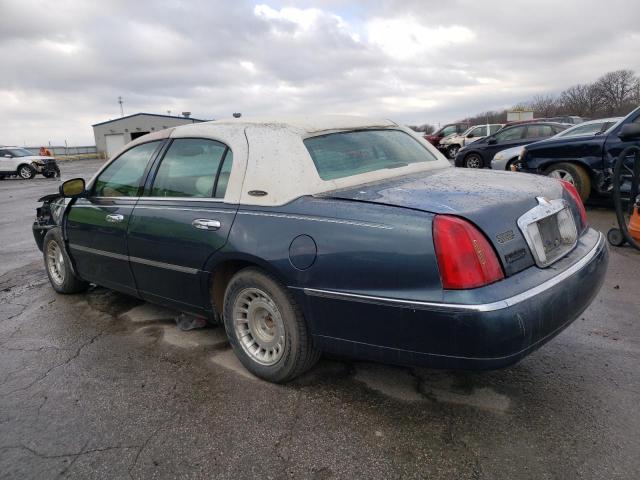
[66, 141, 163, 295]
[127, 138, 237, 312]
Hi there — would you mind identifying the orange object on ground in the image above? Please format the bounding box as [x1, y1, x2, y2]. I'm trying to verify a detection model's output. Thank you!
[629, 203, 640, 242]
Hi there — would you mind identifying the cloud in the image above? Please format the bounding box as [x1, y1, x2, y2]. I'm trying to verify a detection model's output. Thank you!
[0, 0, 638, 145]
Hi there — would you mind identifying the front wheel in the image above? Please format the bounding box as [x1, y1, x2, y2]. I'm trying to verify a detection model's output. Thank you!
[446, 145, 460, 159]
[463, 153, 483, 168]
[545, 162, 591, 202]
[18, 164, 35, 179]
[43, 229, 89, 294]
[223, 268, 320, 383]
[43, 171, 57, 178]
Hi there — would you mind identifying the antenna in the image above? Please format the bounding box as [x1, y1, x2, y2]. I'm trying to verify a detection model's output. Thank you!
[118, 96, 124, 117]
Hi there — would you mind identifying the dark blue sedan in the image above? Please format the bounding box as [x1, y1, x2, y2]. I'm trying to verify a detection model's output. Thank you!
[32, 116, 608, 382]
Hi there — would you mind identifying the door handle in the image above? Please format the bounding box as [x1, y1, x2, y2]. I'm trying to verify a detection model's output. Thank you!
[192, 218, 221, 230]
[105, 214, 124, 223]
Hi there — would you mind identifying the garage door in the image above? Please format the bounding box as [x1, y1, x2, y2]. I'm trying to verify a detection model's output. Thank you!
[105, 134, 126, 159]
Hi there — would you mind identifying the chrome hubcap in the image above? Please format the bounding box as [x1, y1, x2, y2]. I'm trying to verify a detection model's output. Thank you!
[46, 240, 65, 285]
[233, 288, 285, 366]
[548, 169, 575, 185]
[466, 156, 481, 168]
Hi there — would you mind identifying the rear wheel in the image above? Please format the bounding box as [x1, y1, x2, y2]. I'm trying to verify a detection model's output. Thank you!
[43, 229, 89, 294]
[463, 153, 483, 168]
[545, 162, 591, 202]
[43, 171, 56, 178]
[223, 268, 320, 383]
[18, 164, 35, 179]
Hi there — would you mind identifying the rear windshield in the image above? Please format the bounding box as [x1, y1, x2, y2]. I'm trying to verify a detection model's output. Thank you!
[304, 129, 438, 181]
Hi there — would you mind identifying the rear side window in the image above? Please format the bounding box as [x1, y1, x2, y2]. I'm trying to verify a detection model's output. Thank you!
[150, 138, 230, 198]
[489, 124, 502, 134]
[93, 141, 160, 197]
[525, 125, 554, 139]
[304, 129, 437, 181]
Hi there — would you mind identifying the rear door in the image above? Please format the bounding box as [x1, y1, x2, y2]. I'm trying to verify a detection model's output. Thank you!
[66, 141, 162, 295]
[127, 138, 237, 312]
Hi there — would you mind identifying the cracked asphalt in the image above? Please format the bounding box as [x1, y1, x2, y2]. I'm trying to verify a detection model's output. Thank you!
[1, 160, 639, 479]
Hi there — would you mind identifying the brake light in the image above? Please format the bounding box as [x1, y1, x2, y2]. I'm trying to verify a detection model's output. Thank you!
[433, 215, 505, 290]
[560, 180, 588, 231]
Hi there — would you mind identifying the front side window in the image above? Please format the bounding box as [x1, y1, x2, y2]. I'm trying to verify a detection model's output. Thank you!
[304, 129, 438, 181]
[440, 125, 457, 137]
[6, 148, 33, 157]
[150, 138, 229, 198]
[494, 126, 525, 143]
[470, 126, 487, 137]
[93, 141, 160, 197]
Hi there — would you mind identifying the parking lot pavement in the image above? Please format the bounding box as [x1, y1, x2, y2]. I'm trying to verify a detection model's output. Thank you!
[1, 161, 639, 479]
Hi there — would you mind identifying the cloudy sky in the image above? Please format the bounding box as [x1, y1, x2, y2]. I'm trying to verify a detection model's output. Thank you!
[1, 0, 639, 146]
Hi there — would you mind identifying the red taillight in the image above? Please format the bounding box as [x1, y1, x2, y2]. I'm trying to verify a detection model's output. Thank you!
[433, 215, 505, 290]
[560, 180, 588, 230]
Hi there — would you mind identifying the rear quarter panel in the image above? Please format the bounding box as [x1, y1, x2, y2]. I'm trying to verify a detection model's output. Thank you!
[217, 196, 443, 335]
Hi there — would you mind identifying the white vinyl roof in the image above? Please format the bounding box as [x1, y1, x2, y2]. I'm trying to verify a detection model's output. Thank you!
[99, 115, 451, 206]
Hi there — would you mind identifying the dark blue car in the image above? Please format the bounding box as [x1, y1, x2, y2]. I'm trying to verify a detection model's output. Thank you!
[32, 116, 608, 383]
[516, 106, 640, 201]
[454, 121, 568, 168]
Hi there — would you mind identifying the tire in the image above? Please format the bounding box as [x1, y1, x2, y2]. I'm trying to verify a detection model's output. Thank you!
[607, 228, 625, 247]
[17, 164, 35, 179]
[545, 162, 591, 202]
[43, 171, 56, 178]
[446, 145, 460, 159]
[223, 267, 320, 383]
[43, 228, 89, 294]
[463, 153, 484, 168]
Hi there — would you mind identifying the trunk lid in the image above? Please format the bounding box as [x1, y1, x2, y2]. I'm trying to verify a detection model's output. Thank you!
[318, 167, 566, 276]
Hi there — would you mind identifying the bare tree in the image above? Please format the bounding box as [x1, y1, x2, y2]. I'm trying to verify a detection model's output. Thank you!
[594, 69, 637, 115]
[559, 84, 602, 117]
[527, 94, 560, 117]
[408, 123, 435, 134]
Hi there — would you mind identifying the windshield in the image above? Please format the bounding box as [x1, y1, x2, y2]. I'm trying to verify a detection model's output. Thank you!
[6, 148, 33, 157]
[304, 129, 438, 181]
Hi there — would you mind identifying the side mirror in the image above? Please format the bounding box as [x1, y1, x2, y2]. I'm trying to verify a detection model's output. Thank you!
[488, 137, 497, 145]
[618, 123, 640, 141]
[59, 178, 86, 198]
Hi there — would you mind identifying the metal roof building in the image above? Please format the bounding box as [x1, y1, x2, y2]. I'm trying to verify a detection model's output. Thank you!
[92, 113, 206, 158]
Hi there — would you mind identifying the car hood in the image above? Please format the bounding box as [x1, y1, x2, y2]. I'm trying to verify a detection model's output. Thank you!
[525, 133, 603, 150]
[319, 167, 566, 276]
[494, 145, 525, 158]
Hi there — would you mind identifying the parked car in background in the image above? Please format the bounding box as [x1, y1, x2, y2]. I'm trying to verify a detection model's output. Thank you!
[491, 145, 525, 171]
[440, 123, 504, 158]
[515, 107, 640, 201]
[491, 118, 622, 171]
[0, 146, 60, 179]
[454, 122, 568, 168]
[554, 117, 621, 138]
[424, 122, 469, 147]
[32, 115, 607, 383]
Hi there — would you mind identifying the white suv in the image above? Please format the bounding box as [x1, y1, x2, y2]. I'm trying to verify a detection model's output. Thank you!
[440, 124, 504, 159]
[0, 147, 60, 179]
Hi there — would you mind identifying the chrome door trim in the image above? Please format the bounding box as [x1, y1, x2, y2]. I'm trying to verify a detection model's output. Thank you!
[68, 244, 199, 274]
